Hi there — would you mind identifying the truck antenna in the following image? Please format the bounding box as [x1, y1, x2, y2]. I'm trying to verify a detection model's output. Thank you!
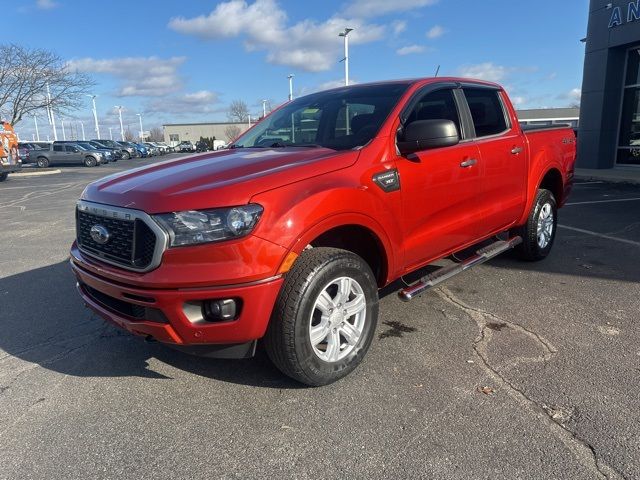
[434, 65, 441, 77]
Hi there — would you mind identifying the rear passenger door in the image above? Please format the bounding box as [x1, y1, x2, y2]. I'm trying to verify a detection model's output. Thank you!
[51, 144, 65, 164]
[462, 87, 526, 232]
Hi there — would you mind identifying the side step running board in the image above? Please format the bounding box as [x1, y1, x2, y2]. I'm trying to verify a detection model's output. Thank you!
[398, 236, 522, 302]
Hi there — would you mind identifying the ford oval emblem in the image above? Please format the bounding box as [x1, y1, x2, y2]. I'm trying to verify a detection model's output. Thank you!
[90, 224, 111, 245]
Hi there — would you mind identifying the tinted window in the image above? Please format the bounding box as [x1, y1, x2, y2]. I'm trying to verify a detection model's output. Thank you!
[53, 145, 64, 152]
[464, 88, 508, 137]
[404, 89, 462, 135]
[232, 83, 410, 151]
[65, 145, 77, 152]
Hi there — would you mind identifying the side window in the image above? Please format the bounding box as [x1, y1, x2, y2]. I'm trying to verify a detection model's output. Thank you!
[464, 88, 509, 137]
[405, 89, 462, 136]
[53, 145, 64, 152]
[169, 134, 179, 142]
[65, 145, 76, 152]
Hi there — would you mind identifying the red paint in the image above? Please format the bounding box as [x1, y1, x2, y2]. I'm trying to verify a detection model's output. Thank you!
[71, 78, 575, 347]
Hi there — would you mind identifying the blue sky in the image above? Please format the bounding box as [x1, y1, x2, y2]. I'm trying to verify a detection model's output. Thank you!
[9, 0, 588, 139]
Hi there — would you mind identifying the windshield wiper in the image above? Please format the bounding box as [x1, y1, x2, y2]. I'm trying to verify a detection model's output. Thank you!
[228, 144, 244, 149]
[294, 143, 323, 148]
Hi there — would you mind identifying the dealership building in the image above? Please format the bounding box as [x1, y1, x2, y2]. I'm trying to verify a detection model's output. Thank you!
[162, 122, 251, 145]
[579, 0, 640, 168]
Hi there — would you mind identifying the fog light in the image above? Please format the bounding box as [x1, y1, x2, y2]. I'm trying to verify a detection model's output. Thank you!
[202, 299, 239, 322]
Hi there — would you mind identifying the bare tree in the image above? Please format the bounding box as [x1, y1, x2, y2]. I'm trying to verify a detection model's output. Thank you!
[0, 44, 94, 125]
[148, 127, 164, 142]
[224, 125, 242, 142]
[124, 128, 136, 142]
[227, 99, 249, 123]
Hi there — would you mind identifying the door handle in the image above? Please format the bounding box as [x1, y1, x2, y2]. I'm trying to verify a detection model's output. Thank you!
[460, 158, 477, 168]
[511, 146, 523, 155]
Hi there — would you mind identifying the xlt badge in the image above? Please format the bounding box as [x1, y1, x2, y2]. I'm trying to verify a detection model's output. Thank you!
[373, 169, 400, 192]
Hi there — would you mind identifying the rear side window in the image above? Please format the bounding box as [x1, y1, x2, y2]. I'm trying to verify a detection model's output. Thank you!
[464, 88, 509, 137]
[53, 145, 63, 152]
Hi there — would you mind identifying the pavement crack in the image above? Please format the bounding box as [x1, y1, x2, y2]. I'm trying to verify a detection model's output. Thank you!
[436, 286, 623, 480]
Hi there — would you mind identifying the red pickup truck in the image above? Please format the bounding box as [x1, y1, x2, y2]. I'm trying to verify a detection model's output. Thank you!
[71, 78, 575, 386]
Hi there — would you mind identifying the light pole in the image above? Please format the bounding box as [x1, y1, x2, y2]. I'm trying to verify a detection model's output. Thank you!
[61, 117, 66, 140]
[87, 94, 100, 138]
[108, 127, 114, 140]
[33, 115, 40, 141]
[114, 105, 125, 141]
[262, 99, 267, 118]
[45, 81, 58, 141]
[339, 28, 354, 86]
[79, 121, 85, 141]
[287, 74, 294, 101]
[136, 113, 144, 141]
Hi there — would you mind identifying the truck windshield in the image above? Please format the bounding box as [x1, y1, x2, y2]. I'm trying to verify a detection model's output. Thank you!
[231, 83, 410, 151]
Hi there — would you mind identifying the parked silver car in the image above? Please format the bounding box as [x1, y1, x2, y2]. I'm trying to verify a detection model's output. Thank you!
[34, 143, 104, 168]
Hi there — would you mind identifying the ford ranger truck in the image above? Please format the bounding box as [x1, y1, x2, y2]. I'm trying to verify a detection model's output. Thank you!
[70, 78, 576, 386]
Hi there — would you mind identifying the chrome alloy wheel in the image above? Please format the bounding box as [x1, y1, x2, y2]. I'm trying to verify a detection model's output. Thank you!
[309, 277, 367, 362]
[536, 202, 554, 249]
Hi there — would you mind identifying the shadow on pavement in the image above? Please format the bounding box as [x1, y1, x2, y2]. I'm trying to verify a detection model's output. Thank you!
[0, 261, 301, 389]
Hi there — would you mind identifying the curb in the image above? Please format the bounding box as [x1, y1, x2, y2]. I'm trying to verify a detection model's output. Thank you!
[574, 174, 640, 185]
[11, 169, 62, 177]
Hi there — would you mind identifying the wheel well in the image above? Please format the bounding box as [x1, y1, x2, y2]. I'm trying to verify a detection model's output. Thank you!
[539, 168, 563, 204]
[309, 225, 388, 286]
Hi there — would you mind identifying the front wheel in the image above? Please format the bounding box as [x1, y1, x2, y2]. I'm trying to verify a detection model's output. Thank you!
[122, 151, 131, 160]
[37, 157, 49, 168]
[0, 172, 8, 182]
[515, 189, 557, 261]
[264, 247, 379, 386]
[84, 156, 97, 167]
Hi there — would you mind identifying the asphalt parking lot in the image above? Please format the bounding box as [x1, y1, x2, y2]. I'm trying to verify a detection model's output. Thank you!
[0, 160, 639, 479]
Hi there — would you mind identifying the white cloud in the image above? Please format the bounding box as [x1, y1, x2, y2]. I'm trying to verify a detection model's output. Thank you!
[36, 0, 58, 9]
[169, 0, 385, 72]
[426, 25, 445, 39]
[396, 44, 426, 56]
[392, 20, 407, 35]
[343, 0, 438, 18]
[511, 96, 527, 107]
[66, 57, 186, 97]
[145, 90, 221, 115]
[569, 88, 581, 103]
[457, 62, 510, 82]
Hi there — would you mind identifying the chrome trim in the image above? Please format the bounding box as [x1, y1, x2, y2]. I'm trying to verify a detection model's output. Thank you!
[76, 199, 168, 273]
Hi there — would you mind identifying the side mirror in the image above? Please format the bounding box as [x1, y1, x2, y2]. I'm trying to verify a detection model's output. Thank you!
[72, 147, 79, 152]
[397, 119, 460, 155]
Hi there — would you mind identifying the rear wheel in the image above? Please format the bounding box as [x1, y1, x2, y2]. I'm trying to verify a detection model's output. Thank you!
[515, 189, 557, 261]
[84, 156, 97, 167]
[37, 157, 49, 168]
[0, 173, 8, 182]
[264, 247, 379, 386]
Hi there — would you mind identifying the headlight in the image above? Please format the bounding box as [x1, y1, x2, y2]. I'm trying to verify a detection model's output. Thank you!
[154, 204, 263, 247]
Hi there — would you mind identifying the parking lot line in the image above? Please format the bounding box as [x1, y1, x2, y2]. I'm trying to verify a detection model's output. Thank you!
[565, 197, 640, 206]
[558, 224, 640, 247]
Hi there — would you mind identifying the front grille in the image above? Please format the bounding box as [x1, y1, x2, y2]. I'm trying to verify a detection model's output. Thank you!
[82, 284, 167, 323]
[77, 209, 157, 270]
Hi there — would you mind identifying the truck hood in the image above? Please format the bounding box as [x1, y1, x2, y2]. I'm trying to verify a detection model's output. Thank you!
[82, 147, 357, 213]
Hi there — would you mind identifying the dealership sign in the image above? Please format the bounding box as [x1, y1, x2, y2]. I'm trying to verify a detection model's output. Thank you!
[609, 1, 640, 27]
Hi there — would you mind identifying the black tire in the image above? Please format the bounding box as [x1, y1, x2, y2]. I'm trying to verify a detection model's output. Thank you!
[37, 157, 49, 168]
[515, 189, 557, 261]
[122, 151, 131, 160]
[84, 156, 97, 167]
[264, 247, 379, 386]
[0, 172, 8, 182]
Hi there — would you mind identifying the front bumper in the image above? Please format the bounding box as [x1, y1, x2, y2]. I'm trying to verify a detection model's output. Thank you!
[71, 257, 284, 348]
[1, 159, 22, 174]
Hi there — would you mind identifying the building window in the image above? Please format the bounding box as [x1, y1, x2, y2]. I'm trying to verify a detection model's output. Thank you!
[617, 48, 640, 165]
[169, 134, 179, 142]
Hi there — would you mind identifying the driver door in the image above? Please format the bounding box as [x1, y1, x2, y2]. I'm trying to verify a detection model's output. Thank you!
[396, 88, 483, 271]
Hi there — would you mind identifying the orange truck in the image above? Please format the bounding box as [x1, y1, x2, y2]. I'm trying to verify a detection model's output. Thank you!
[0, 121, 22, 182]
